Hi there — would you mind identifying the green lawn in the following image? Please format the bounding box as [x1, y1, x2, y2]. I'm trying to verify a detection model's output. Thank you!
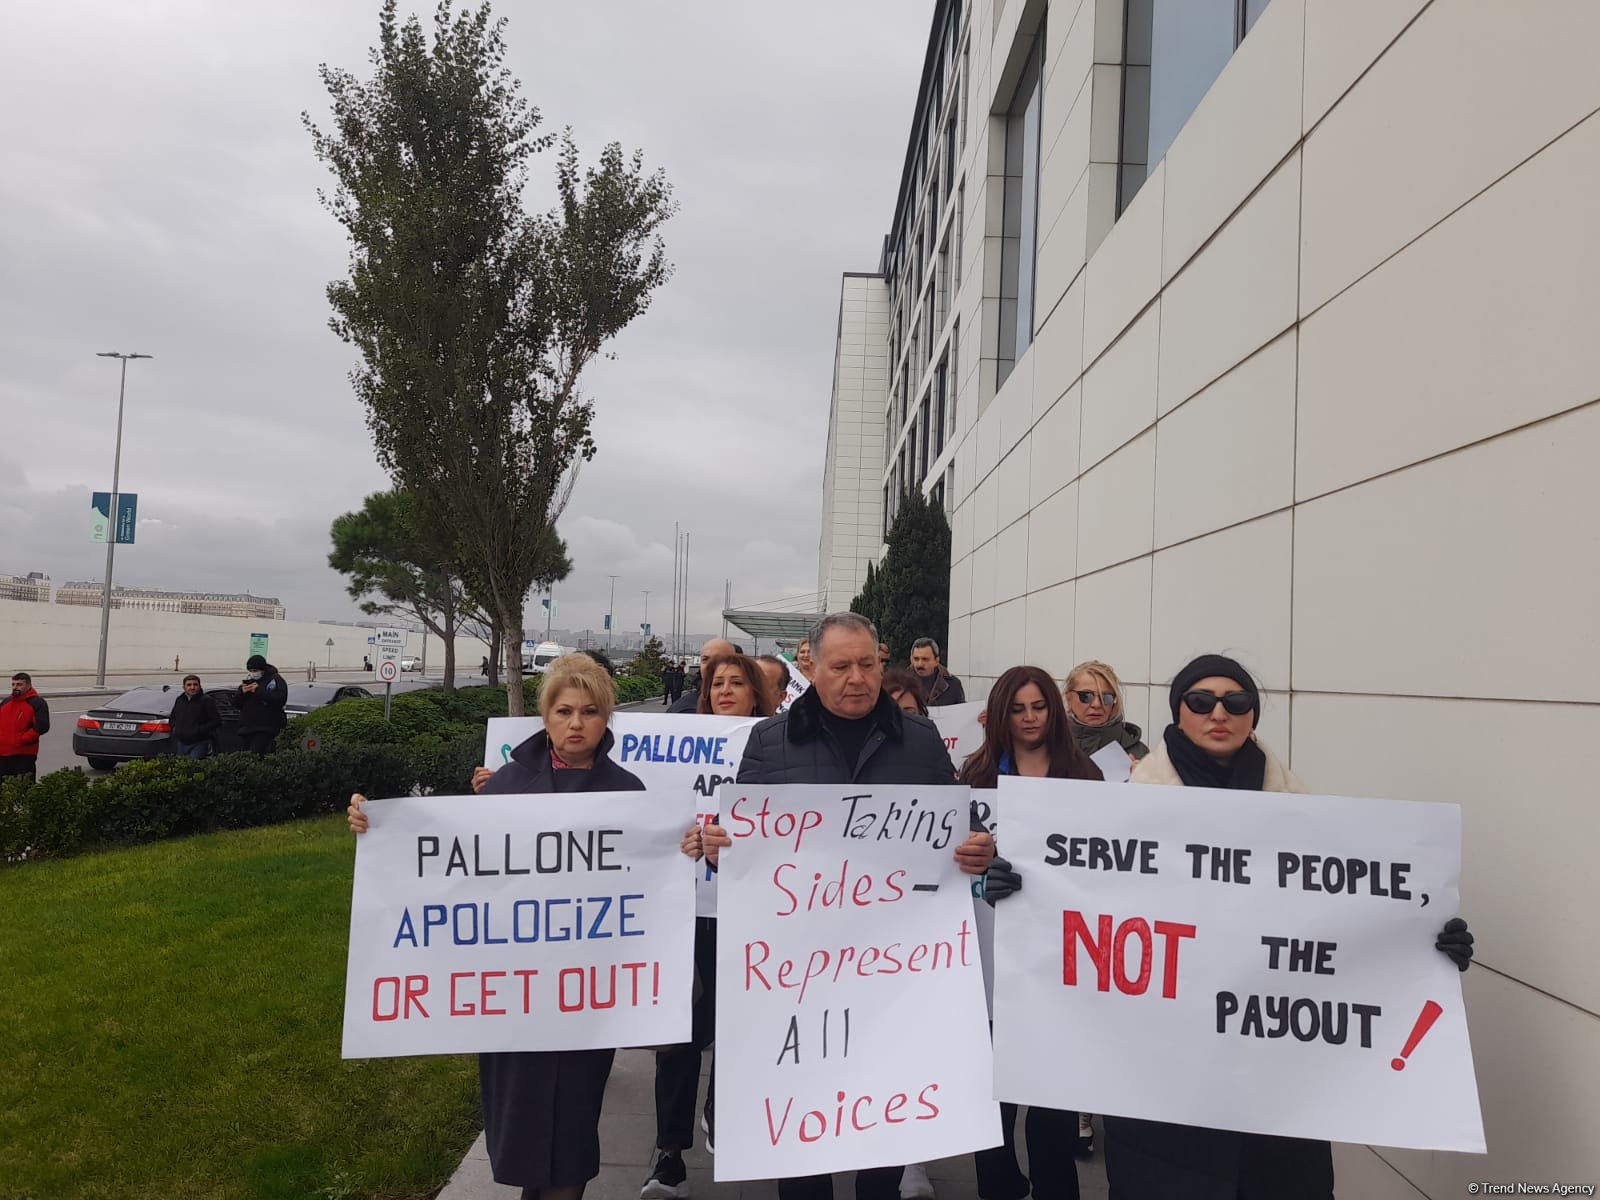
[0, 817, 479, 1200]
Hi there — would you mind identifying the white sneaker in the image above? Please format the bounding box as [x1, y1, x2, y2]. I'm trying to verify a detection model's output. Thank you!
[900, 1163, 936, 1200]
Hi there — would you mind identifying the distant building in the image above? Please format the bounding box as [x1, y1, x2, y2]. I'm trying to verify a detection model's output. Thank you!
[56, 582, 286, 620]
[0, 572, 51, 603]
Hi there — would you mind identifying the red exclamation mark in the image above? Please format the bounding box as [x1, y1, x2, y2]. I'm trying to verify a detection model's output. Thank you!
[1391, 1000, 1443, 1070]
[651, 962, 660, 1006]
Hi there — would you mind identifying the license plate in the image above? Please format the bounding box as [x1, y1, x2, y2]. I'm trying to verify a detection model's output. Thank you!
[103, 721, 138, 733]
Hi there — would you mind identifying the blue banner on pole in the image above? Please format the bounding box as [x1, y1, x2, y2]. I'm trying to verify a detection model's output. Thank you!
[90, 492, 137, 544]
[115, 494, 137, 544]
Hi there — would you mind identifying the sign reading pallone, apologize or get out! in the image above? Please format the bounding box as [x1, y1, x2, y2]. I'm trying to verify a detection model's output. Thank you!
[486, 714, 759, 918]
[991, 776, 1485, 1152]
[714, 784, 1002, 1181]
[342, 790, 695, 1058]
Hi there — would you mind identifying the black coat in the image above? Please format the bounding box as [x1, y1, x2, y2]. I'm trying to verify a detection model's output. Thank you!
[924, 667, 966, 707]
[666, 688, 699, 714]
[235, 667, 288, 735]
[1103, 1116, 1333, 1200]
[476, 727, 645, 1188]
[737, 686, 959, 786]
[169, 691, 220, 744]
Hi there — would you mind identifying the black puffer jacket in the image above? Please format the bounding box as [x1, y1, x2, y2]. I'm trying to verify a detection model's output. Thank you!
[1103, 1117, 1333, 1199]
[169, 691, 221, 744]
[737, 686, 958, 786]
[235, 666, 288, 735]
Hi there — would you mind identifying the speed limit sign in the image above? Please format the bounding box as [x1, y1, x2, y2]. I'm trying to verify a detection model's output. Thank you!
[377, 658, 399, 683]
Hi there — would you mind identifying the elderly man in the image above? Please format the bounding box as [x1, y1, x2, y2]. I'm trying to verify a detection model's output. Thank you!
[667, 638, 738, 713]
[910, 636, 965, 707]
[697, 613, 994, 1200]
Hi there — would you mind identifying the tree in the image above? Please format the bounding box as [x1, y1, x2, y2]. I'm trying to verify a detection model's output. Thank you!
[306, 0, 674, 715]
[329, 489, 466, 690]
[627, 636, 669, 682]
[851, 489, 951, 664]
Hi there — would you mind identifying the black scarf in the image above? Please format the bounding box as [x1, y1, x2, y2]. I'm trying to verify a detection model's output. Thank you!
[1162, 723, 1267, 791]
[1070, 717, 1143, 757]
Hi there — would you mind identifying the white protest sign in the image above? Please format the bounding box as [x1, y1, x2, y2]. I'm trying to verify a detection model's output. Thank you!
[486, 713, 759, 918]
[342, 790, 695, 1058]
[779, 656, 810, 713]
[1089, 741, 1133, 783]
[991, 775, 1485, 1152]
[713, 784, 1002, 1181]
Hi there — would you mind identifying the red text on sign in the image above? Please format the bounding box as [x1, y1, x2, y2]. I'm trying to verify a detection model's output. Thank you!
[764, 1083, 942, 1145]
[772, 860, 907, 916]
[728, 795, 824, 851]
[1062, 911, 1197, 999]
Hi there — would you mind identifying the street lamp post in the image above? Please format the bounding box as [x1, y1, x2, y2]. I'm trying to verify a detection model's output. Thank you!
[607, 575, 618, 654]
[94, 351, 152, 687]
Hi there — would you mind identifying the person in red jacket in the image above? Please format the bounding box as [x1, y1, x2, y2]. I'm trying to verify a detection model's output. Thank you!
[0, 672, 51, 782]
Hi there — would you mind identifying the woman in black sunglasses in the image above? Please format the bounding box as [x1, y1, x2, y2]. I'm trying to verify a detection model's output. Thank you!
[1104, 654, 1473, 1199]
[1063, 659, 1149, 765]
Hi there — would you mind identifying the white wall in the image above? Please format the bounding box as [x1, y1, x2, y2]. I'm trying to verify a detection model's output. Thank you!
[818, 274, 891, 609]
[0, 598, 491, 676]
[940, 0, 1600, 1190]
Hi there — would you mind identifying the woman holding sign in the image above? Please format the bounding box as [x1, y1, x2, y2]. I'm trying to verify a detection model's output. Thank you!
[960, 667, 1101, 1200]
[640, 655, 776, 1199]
[348, 655, 655, 1200]
[1096, 654, 1474, 1200]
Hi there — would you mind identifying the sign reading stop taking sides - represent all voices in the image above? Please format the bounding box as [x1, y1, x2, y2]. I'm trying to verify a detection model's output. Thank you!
[342, 790, 695, 1058]
[712, 784, 1002, 1182]
[991, 775, 1485, 1153]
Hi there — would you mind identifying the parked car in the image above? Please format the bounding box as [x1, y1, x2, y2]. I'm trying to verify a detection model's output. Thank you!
[74, 681, 376, 770]
[400, 655, 422, 672]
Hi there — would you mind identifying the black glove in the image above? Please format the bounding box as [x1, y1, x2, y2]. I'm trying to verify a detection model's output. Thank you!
[984, 856, 1022, 905]
[1435, 916, 1474, 971]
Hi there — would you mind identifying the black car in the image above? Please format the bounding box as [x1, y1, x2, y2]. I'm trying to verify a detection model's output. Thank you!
[74, 681, 378, 770]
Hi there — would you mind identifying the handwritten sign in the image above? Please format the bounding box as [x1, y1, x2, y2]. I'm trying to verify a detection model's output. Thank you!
[713, 784, 1002, 1180]
[486, 714, 759, 917]
[342, 790, 695, 1058]
[991, 776, 1485, 1152]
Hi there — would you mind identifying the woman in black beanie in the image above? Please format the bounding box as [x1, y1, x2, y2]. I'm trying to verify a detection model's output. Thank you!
[1101, 654, 1474, 1200]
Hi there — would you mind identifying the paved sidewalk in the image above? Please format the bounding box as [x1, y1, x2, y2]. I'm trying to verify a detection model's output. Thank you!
[438, 1048, 1109, 1199]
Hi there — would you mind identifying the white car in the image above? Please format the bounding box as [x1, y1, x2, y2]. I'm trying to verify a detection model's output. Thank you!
[400, 655, 422, 672]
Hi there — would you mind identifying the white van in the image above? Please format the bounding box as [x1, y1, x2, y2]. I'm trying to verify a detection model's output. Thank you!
[522, 641, 575, 673]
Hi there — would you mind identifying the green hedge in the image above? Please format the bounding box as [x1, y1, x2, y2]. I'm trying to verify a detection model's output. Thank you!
[0, 736, 480, 866]
[3, 673, 664, 868]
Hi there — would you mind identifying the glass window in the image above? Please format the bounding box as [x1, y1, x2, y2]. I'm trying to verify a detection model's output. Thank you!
[996, 33, 1043, 390]
[1120, 0, 1272, 213]
[934, 357, 948, 455]
[919, 398, 932, 478]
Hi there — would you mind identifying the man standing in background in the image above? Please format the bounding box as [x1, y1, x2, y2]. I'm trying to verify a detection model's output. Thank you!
[169, 675, 221, 759]
[0, 672, 50, 782]
[910, 637, 966, 707]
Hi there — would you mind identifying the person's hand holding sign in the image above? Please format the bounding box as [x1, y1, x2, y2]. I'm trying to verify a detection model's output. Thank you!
[953, 829, 997, 875]
[347, 793, 369, 835]
[471, 766, 494, 794]
[680, 824, 704, 861]
[702, 822, 732, 866]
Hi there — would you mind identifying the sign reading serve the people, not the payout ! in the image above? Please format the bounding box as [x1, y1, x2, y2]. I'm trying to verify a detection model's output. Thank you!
[990, 775, 1485, 1153]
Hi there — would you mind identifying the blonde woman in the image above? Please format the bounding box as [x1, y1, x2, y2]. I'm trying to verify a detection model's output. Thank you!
[1064, 659, 1149, 763]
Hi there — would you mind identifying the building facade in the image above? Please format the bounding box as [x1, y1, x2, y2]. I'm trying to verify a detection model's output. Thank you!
[828, 0, 1600, 1191]
[0, 572, 51, 603]
[817, 272, 891, 610]
[56, 582, 286, 620]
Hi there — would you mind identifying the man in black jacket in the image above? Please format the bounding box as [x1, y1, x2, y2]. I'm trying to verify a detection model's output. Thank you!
[169, 674, 221, 759]
[236, 655, 287, 756]
[910, 637, 966, 707]
[695, 613, 994, 1200]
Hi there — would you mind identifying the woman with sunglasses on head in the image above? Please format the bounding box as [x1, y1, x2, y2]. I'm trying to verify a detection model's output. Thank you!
[1102, 653, 1474, 1200]
[1064, 660, 1148, 765]
[962, 666, 1103, 1200]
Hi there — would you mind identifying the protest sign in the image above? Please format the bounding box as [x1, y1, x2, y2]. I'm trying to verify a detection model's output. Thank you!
[779, 656, 810, 713]
[486, 714, 758, 917]
[342, 789, 695, 1058]
[991, 775, 1485, 1152]
[713, 784, 1002, 1181]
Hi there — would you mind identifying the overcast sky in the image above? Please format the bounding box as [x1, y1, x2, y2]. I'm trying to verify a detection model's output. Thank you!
[0, 0, 929, 642]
